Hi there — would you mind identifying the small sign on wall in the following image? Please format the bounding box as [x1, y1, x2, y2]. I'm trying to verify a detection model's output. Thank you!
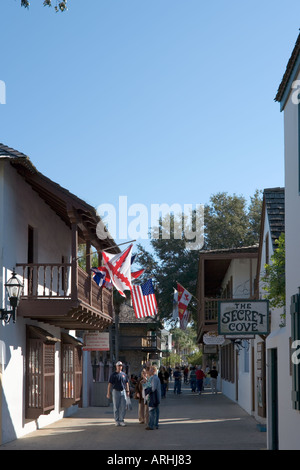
[203, 345, 218, 354]
[218, 300, 269, 336]
[83, 332, 110, 351]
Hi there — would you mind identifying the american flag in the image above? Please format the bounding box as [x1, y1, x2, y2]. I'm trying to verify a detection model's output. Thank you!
[131, 279, 158, 319]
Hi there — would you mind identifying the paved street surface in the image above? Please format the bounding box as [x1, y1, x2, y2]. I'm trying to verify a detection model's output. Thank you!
[0, 383, 266, 451]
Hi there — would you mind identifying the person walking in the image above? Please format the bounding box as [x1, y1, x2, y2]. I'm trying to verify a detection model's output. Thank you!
[210, 366, 218, 394]
[196, 366, 206, 395]
[183, 366, 189, 384]
[134, 368, 148, 424]
[173, 366, 182, 394]
[204, 365, 211, 389]
[189, 366, 197, 392]
[142, 367, 151, 427]
[146, 365, 161, 430]
[158, 366, 168, 398]
[107, 361, 130, 426]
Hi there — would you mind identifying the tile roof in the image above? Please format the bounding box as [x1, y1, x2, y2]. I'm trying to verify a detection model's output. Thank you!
[263, 187, 285, 249]
[0, 142, 119, 253]
[117, 302, 158, 324]
[275, 32, 300, 103]
[199, 245, 259, 255]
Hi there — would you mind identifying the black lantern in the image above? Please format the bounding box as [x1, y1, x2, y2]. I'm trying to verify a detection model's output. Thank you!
[1, 268, 23, 324]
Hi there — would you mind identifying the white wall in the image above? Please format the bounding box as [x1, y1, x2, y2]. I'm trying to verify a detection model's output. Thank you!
[0, 161, 77, 444]
[279, 67, 300, 450]
[253, 204, 285, 433]
[220, 257, 256, 414]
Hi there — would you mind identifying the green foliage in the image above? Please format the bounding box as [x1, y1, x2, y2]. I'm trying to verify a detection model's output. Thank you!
[171, 327, 198, 353]
[136, 191, 262, 324]
[186, 350, 203, 366]
[77, 244, 99, 270]
[161, 353, 182, 368]
[262, 233, 285, 311]
[204, 190, 262, 250]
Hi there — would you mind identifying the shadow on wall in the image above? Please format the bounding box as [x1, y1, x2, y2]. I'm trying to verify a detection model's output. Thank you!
[0, 339, 17, 445]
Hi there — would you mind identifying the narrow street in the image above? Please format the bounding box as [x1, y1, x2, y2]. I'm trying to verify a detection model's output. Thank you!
[0, 382, 266, 451]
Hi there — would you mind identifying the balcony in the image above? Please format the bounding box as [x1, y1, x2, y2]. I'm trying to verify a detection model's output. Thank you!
[204, 298, 219, 323]
[16, 263, 113, 330]
[118, 334, 161, 352]
[196, 247, 258, 342]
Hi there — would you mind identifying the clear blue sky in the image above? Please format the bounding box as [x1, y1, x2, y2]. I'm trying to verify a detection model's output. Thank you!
[0, 0, 299, 248]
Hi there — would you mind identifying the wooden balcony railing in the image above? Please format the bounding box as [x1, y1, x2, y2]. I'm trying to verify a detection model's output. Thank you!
[16, 263, 113, 318]
[118, 335, 161, 351]
[204, 298, 219, 322]
[17, 263, 72, 298]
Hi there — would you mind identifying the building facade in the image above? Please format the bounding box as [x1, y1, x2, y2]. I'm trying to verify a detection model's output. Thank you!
[196, 246, 260, 415]
[0, 144, 117, 444]
[273, 32, 300, 450]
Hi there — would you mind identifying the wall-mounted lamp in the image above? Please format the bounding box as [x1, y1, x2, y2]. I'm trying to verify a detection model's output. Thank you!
[230, 338, 250, 354]
[0, 268, 23, 324]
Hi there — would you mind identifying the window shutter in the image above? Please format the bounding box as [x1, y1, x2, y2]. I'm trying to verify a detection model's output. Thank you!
[61, 334, 83, 407]
[26, 326, 59, 420]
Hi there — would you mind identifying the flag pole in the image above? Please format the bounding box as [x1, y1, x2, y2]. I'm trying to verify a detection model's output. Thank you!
[75, 239, 136, 261]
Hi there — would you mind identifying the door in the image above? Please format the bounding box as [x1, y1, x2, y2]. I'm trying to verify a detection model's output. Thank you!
[257, 341, 266, 417]
[235, 350, 239, 401]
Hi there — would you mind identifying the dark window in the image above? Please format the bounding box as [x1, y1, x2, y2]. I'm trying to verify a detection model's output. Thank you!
[221, 343, 235, 383]
[61, 333, 83, 407]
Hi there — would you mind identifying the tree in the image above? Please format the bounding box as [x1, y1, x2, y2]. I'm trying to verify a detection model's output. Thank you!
[136, 213, 200, 327]
[77, 244, 98, 271]
[262, 232, 285, 312]
[186, 350, 203, 367]
[136, 190, 262, 325]
[21, 0, 68, 12]
[245, 189, 263, 246]
[203, 190, 262, 250]
[171, 327, 198, 354]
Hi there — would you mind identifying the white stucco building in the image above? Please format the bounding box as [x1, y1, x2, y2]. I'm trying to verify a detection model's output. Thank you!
[273, 32, 300, 450]
[196, 246, 262, 417]
[0, 144, 117, 444]
[255, 187, 285, 448]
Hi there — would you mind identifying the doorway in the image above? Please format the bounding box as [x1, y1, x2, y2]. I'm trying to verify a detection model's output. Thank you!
[269, 348, 279, 450]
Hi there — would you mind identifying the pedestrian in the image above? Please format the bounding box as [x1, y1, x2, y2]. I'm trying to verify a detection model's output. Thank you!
[204, 365, 211, 389]
[158, 366, 168, 398]
[168, 366, 172, 383]
[134, 368, 148, 424]
[142, 367, 151, 427]
[145, 365, 161, 430]
[173, 366, 182, 394]
[189, 366, 197, 392]
[107, 361, 130, 427]
[196, 366, 206, 395]
[184, 366, 189, 384]
[210, 366, 218, 394]
[165, 367, 170, 391]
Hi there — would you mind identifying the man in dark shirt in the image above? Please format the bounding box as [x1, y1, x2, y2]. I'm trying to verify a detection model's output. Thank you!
[173, 366, 182, 394]
[209, 366, 218, 394]
[107, 361, 130, 426]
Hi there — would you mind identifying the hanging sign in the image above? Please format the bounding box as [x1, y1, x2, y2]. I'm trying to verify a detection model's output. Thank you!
[83, 332, 110, 351]
[218, 300, 269, 336]
[203, 332, 225, 345]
